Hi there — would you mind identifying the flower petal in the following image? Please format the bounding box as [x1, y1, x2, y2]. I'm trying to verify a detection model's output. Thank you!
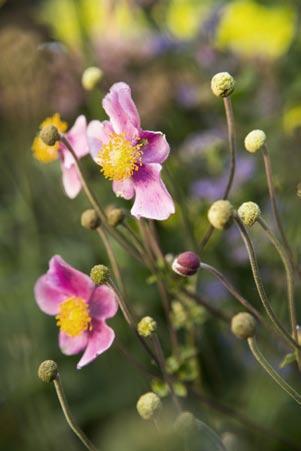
[141, 130, 170, 164]
[102, 82, 140, 138]
[34, 275, 67, 315]
[89, 285, 118, 320]
[131, 163, 175, 220]
[62, 115, 89, 168]
[77, 320, 115, 369]
[48, 255, 93, 300]
[61, 164, 82, 199]
[87, 120, 113, 160]
[59, 331, 88, 355]
[112, 178, 135, 200]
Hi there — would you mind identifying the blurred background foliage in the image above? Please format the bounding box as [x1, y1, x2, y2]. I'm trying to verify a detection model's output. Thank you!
[1, 0, 301, 450]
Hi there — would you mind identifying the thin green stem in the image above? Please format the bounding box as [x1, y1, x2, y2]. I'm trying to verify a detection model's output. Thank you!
[234, 216, 299, 351]
[53, 375, 98, 451]
[247, 337, 301, 405]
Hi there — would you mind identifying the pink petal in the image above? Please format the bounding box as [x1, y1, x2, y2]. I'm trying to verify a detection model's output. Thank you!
[112, 178, 135, 200]
[131, 163, 175, 220]
[59, 331, 88, 355]
[87, 120, 113, 160]
[34, 275, 67, 315]
[77, 320, 115, 369]
[89, 285, 118, 320]
[141, 130, 170, 164]
[102, 82, 140, 139]
[48, 255, 93, 300]
[61, 164, 82, 199]
[62, 115, 89, 168]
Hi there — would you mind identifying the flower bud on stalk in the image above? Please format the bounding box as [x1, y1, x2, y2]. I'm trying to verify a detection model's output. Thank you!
[208, 200, 233, 230]
[81, 209, 101, 230]
[237, 202, 261, 227]
[38, 360, 58, 383]
[106, 207, 125, 227]
[172, 251, 200, 276]
[39, 125, 60, 146]
[81, 66, 103, 91]
[90, 265, 110, 285]
[244, 130, 266, 153]
[211, 72, 235, 97]
[231, 312, 256, 339]
[136, 392, 162, 420]
[137, 316, 157, 337]
[174, 411, 197, 436]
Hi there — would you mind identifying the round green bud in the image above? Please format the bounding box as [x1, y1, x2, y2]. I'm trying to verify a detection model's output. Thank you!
[174, 412, 197, 436]
[137, 316, 157, 337]
[231, 312, 256, 339]
[39, 125, 60, 146]
[211, 72, 235, 97]
[106, 207, 125, 227]
[208, 200, 233, 230]
[81, 66, 103, 91]
[81, 209, 101, 230]
[297, 183, 301, 198]
[136, 392, 162, 420]
[90, 264, 110, 285]
[244, 129, 266, 153]
[237, 201, 261, 227]
[38, 360, 58, 383]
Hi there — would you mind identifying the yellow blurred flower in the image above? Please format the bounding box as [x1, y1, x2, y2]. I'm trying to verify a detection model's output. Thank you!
[166, 0, 209, 40]
[32, 113, 68, 163]
[215, 1, 296, 59]
[283, 106, 301, 135]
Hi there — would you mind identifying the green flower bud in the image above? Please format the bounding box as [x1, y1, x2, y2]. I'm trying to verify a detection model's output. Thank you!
[136, 392, 162, 420]
[81, 66, 103, 91]
[106, 207, 125, 227]
[137, 316, 157, 337]
[244, 130, 266, 153]
[174, 412, 197, 436]
[38, 360, 58, 383]
[81, 209, 101, 230]
[231, 312, 256, 339]
[39, 125, 60, 146]
[237, 201, 261, 226]
[90, 264, 110, 285]
[208, 200, 233, 230]
[211, 72, 235, 97]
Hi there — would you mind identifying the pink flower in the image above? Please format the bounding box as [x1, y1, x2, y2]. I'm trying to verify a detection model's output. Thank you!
[60, 115, 89, 199]
[34, 256, 118, 369]
[87, 82, 175, 220]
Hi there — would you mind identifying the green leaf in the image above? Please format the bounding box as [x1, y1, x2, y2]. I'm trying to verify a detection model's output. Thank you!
[279, 352, 296, 368]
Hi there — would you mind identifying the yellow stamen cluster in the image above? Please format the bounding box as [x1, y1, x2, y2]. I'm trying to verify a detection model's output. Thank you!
[97, 133, 143, 181]
[56, 297, 92, 337]
[32, 113, 68, 163]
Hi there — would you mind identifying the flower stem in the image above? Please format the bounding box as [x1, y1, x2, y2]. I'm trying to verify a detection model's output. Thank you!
[247, 336, 301, 405]
[53, 375, 98, 451]
[234, 216, 298, 351]
[200, 97, 236, 250]
[181, 287, 230, 324]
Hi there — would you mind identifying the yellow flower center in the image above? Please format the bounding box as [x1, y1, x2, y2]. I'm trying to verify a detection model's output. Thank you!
[97, 133, 143, 181]
[32, 113, 68, 164]
[56, 297, 92, 337]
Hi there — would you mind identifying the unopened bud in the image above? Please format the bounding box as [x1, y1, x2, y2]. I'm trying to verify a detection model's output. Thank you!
[237, 201, 261, 226]
[208, 200, 233, 230]
[38, 360, 58, 383]
[136, 392, 161, 420]
[106, 207, 125, 227]
[90, 264, 110, 285]
[137, 316, 157, 337]
[81, 209, 101, 230]
[174, 412, 197, 436]
[172, 251, 200, 276]
[231, 312, 256, 339]
[81, 66, 103, 91]
[211, 72, 235, 97]
[39, 125, 60, 146]
[244, 130, 266, 153]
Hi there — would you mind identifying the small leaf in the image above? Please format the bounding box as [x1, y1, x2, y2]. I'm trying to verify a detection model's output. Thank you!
[279, 352, 296, 368]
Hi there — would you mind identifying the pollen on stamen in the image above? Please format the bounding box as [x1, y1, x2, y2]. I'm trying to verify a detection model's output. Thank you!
[97, 133, 144, 181]
[56, 297, 92, 337]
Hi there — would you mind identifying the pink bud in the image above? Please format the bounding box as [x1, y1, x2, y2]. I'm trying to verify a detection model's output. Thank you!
[172, 251, 200, 276]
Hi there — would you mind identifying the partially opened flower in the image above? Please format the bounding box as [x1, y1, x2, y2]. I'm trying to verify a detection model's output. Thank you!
[32, 114, 89, 198]
[34, 256, 118, 369]
[87, 82, 175, 220]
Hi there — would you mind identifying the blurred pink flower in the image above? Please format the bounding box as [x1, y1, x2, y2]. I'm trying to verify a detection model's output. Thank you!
[34, 256, 118, 369]
[87, 82, 175, 220]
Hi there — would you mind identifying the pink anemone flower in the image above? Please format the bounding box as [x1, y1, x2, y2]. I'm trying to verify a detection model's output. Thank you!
[87, 82, 175, 220]
[34, 256, 118, 369]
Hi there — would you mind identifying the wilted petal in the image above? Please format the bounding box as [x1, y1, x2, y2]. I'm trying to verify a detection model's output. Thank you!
[61, 164, 82, 199]
[131, 163, 175, 220]
[141, 130, 170, 164]
[59, 331, 88, 355]
[89, 285, 118, 320]
[112, 178, 135, 200]
[77, 320, 115, 369]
